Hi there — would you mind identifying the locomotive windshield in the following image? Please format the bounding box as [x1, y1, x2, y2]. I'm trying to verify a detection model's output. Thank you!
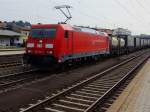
[30, 28, 56, 38]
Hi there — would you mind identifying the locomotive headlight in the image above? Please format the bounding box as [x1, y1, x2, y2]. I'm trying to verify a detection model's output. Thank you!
[27, 43, 34, 48]
[47, 51, 53, 54]
[27, 50, 32, 53]
[45, 44, 53, 48]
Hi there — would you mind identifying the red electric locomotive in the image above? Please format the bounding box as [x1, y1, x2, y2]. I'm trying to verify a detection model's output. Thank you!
[24, 24, 110, 67]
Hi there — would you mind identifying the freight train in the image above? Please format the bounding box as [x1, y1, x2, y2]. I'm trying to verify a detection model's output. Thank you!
[24, 24, 150, 67]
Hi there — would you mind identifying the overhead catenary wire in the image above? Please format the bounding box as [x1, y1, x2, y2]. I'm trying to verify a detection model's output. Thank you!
[50, 0, 117, 28]
[112, 0, 149, 29]
[50, 0, 144, 29]
[76, 0, 117, 26]
[49, 0, 150, 34]
[135, 0, 150, 16]
[129, 0, 150, 26]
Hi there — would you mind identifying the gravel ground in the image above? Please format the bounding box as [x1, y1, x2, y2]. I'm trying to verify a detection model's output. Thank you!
[0, 51, 144, 112]
[0, 54, 23, 64]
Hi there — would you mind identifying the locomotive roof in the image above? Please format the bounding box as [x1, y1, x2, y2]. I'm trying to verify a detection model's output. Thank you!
[31, 24, 108, 36]
[31, 24, 74, 30]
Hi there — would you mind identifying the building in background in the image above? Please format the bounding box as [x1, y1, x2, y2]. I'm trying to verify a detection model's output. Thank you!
[113, 28, 131, 36]
[0, 21, 7, 29]
[0, 20, 31, 47]
[21, 27, 30, 36]
[0, 30, 21, 46]
[97, 29, 114, 36]
[20, 27, 31, 47]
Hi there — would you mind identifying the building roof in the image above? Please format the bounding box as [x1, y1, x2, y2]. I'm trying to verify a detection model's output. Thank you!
[0, 30, 21, 36]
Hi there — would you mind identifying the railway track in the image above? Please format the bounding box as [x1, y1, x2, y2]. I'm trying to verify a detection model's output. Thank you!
[20, 50, 150, 112]
[0, 54, 23, 63]
[0, 67, 39, 93]
[0, 54, 23, 68]
[0, 54, 32, 79]
[0, 61, 23, 68]
[0, 62, 29, 75]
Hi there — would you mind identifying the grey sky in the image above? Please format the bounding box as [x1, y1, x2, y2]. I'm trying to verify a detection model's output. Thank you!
[0, 0, 150, 34]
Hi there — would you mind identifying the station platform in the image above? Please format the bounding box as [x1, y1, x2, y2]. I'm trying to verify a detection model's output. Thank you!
[0, 48, 24, 51]
[107, 58, 150, 112]
[0, 50, 24, 56]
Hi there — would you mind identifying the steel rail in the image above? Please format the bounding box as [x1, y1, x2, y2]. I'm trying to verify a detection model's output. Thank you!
[0, 68, 39, 94]
[0, 61, 22, 68]
[85, 55, 150, 112]
[20, 51, 150, 112]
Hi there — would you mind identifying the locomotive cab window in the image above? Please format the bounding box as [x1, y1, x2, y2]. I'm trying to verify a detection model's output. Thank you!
[30, 28, 56, 38]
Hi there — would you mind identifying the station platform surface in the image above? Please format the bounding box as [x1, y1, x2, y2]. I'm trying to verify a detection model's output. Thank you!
[0, 50, 24, 56]
[107, 58, 150, 112]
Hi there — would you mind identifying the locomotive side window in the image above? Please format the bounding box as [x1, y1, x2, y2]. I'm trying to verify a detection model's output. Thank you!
[30, 28, 56, 38]
[65, 30, 69, 38]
